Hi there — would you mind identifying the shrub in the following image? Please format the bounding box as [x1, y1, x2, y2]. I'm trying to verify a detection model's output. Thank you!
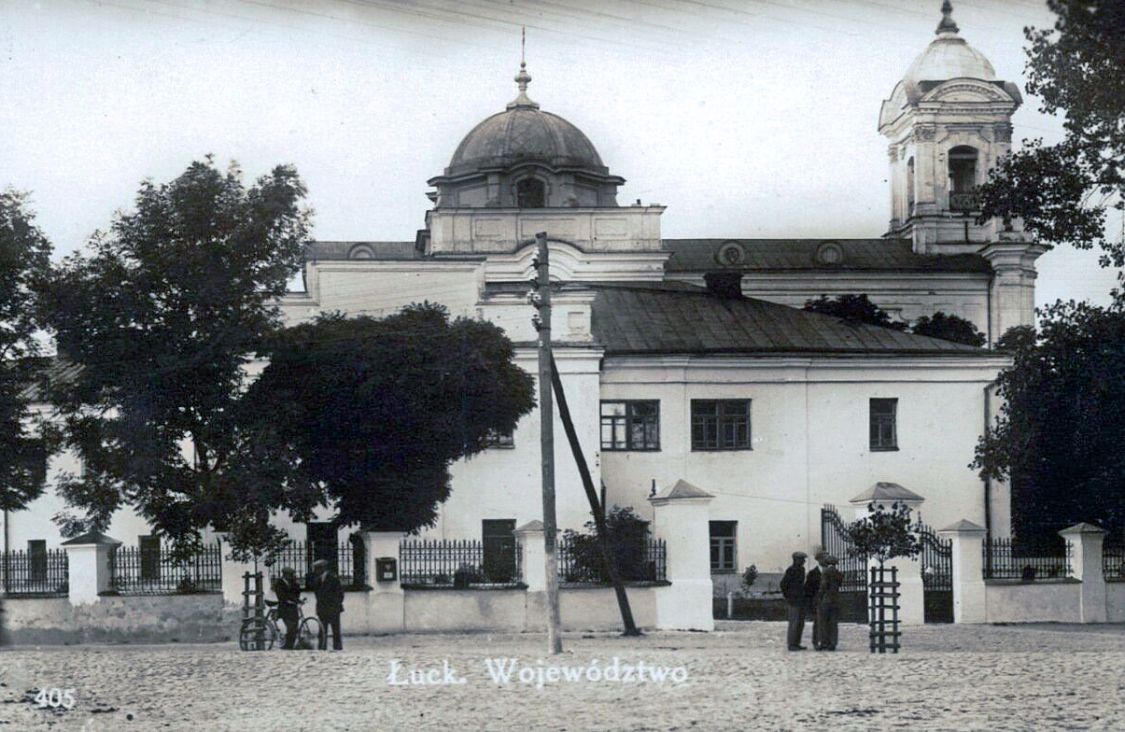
[741, 564, 758, 590]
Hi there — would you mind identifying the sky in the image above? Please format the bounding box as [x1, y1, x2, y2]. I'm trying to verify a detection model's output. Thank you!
[1, 0, 1120, 307]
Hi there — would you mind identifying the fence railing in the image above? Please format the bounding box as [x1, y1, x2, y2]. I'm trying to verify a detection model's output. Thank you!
[0, 549, 69, 597]
[109, 543, 222, 595]
[399, 539, 524, 588]
[557, 535, 667, 585]
[982, 537, 1072, 581]
[1104, 542, 1125, 582]
[264, 540, 366, 589]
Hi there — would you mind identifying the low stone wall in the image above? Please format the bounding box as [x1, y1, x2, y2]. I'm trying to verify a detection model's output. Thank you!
[2, 593, 239, 645]
[984, 580, 1082, 623]
[1106, 581, 1125, 623]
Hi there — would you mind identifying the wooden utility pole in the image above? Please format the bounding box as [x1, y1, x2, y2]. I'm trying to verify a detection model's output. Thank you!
[532, 231, 563, 654]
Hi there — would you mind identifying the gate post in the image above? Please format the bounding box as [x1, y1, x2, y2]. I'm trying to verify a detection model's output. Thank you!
[939, 520, 987, 624]
[361, 531, 405, 634]
[648, 480, 714, 631]
[61, 530, 121, 606]
[1059, 523, 1107, 624]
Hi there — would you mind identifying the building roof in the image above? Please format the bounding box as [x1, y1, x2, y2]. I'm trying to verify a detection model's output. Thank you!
[588, 284, 988, 356]
[306, 241, 420, 262]
[850, 482, 925, 504]
[663, 239, 992, 274]
[904, 3, 996, 85]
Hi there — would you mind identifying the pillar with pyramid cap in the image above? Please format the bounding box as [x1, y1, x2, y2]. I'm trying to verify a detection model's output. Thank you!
[850, 482, 926, 625]
[648, 479, 714, 631]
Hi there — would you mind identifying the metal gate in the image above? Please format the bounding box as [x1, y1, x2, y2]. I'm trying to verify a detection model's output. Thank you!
[820, 504, 867, 622]
[918, 521, 953, 623]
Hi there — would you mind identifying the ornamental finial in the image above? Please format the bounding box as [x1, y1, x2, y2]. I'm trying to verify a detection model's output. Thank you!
[936, 0, 959, 35]
[508, 27, 540, 109]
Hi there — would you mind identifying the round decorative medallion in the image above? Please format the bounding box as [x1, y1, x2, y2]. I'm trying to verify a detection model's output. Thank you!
[716, 241, 745, 266]
[815, 241, 844, 265]
[348, 244, 376, 260]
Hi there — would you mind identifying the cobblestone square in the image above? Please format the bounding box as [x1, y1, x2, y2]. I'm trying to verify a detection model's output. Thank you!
[2, 622, 1123, 731]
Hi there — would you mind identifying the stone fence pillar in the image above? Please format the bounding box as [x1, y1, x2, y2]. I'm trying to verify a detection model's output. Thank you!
[939, 520, 987, 624]
[61, 530, 121, 606]
[361, 530, 405, 633]
[850, 484, 925, 625]
[515, 520, 546, 592]
[648, 480, 714, 631]
[1059, 522, 1107, 624]
[214, 533, 259, 608]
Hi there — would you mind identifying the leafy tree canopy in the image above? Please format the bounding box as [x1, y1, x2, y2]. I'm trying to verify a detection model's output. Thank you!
[977, 1, 1125, 271]
[0, 191, 54, 511]
[845, 501, 922, 565]
[43, 159, 311, 556]
[803, 294, 907, 330]
[972, 301, 1125, 545]
[241, 304, 535, 534]
[911, 312, 986, 347]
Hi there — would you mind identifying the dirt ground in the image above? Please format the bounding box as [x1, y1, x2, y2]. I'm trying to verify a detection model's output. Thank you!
[2, 621, 1123, 731]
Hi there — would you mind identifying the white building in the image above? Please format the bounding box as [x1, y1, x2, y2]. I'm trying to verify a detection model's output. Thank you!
[7, 3, 1036, 578]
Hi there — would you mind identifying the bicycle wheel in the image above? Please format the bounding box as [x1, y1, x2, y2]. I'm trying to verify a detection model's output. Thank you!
[297, 617, 321, 650]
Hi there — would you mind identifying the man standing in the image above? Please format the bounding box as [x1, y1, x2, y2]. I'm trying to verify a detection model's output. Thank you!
[780, 551, 807, 651]
[817, 555, 844, 651]
[271, 567, 302, 650]
[310, 559, 345, 651]
[805, 551, 827, 650]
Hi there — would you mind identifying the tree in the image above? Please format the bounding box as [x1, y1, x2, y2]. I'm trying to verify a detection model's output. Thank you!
[972, 301, 1125, 546]
[803, 294, 907, 330]
[977, 1, 1125, 272]
[0, 191, 54, 513]
[559, 505, 652, 583]
[43, 159, 311, 557]
[910, 312, 986, 347]
[845, 501, 922, 567]
[241, 304, 535, 532]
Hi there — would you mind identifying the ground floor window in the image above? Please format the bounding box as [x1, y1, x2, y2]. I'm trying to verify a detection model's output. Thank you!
[28, 539, 47, 581]
[139, 535, 161, 580]
[710, 521, 737, 574]
[482, 519, 517, 583]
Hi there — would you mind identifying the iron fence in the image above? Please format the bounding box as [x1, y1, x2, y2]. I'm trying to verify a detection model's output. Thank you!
[399, 539, 524, 588]
[0, 549, 69, 597]
[918, 521, 953, 591]
[821, 504, 867, 593]
[982, 537, 1072, 581]
[557, 535, 667, 585]
[264, 540, 365, 589]
[1104, 541, 1125, 582]
[109, 543, 222, 595]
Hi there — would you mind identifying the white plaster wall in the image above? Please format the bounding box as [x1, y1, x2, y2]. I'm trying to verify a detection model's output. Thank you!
[1106, 582, 1125, 623]
[600, 356, 1007, 574]
[984, 581, 1082, 623]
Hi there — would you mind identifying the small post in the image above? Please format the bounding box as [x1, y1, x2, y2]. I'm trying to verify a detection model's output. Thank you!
[1059, 523, 1108, 624]
[726, 591, 733, 619]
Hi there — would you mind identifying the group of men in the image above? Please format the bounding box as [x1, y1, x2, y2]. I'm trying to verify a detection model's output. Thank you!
[271, 559, 346, 651]
[780, 549, 843, 651]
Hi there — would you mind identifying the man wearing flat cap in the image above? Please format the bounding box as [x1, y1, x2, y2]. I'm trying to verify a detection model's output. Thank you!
[271, 567, 302, 650]
[804, 549, 828, 650]
[310, 558, 345, 650]
[779, 551, 807, 650]
[816, 555, 844, 651]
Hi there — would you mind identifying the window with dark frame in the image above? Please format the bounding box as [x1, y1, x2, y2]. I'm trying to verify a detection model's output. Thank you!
[28, 539, 47, 582]
[691, 399, 751, 451]
[482, 519, 517, 583]
[138, 534, 161, 580]
[870, 398, 898, 451]
[709, 521, 737, 574]
[484, 428, 515, 449]
[600, 400, 660, 451]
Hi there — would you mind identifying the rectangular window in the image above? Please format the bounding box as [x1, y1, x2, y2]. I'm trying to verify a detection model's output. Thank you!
[484, 429, 515, 449]
[691, 399, 752, 451]
[870, 398, 898, 451]
[139, 535, 161, 580]
[28, 540, 47, 582]
[709, 521, 737, 574]
[600, 400, 660, 451]
[482, 519, 517, 583]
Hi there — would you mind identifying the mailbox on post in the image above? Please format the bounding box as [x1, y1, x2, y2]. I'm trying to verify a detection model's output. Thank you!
[375, 557, 397, 582]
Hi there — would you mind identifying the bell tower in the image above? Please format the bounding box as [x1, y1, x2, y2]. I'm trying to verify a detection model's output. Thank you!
[879, 1, 1023, 256]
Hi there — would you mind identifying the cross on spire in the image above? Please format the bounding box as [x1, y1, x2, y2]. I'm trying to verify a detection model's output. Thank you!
[508, 26, 539, 109]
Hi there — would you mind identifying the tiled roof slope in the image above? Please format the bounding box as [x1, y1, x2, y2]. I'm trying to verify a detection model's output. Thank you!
[306, 241, 419, 261]
[589, 284, 986, 356]
[663, 238, 992, 273]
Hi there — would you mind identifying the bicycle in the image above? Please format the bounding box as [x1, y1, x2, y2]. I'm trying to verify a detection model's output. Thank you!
[239, 598, 322, 651]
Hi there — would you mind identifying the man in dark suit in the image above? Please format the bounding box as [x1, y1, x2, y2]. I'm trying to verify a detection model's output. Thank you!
[310, 559, 345, 650]
[272, 567, 302, 650]
[804, 550, 827, 650]
[780, 551, 807, 651]
[816, 555, 844, 651]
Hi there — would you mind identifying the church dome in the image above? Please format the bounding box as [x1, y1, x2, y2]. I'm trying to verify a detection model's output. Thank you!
[446, 106, 607, 177]
[903, 2, 996, 84]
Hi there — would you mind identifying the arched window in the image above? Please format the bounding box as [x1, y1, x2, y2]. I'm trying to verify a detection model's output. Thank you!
[906, 156, 915, 215]
[516, 178, 546, 208]
[948, 146, 979, 211]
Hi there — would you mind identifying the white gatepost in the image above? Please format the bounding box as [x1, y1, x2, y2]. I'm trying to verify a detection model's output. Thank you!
[214, 533, 259, 608]
[362, 531, 406, 633]
[850, 482, 925, 625]
[648, 480, 714, 631]
[939, 519, 988, 624]
[515, 520, 546, 592]
[61, 530, 121, 606]
[1059, 522, 1107, 624]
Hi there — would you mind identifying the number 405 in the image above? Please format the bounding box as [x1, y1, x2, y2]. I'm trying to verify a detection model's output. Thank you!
[35, 688, 76, 709]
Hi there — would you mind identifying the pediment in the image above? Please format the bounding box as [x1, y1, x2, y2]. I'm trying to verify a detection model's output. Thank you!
[922, 79, 1012, 104]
